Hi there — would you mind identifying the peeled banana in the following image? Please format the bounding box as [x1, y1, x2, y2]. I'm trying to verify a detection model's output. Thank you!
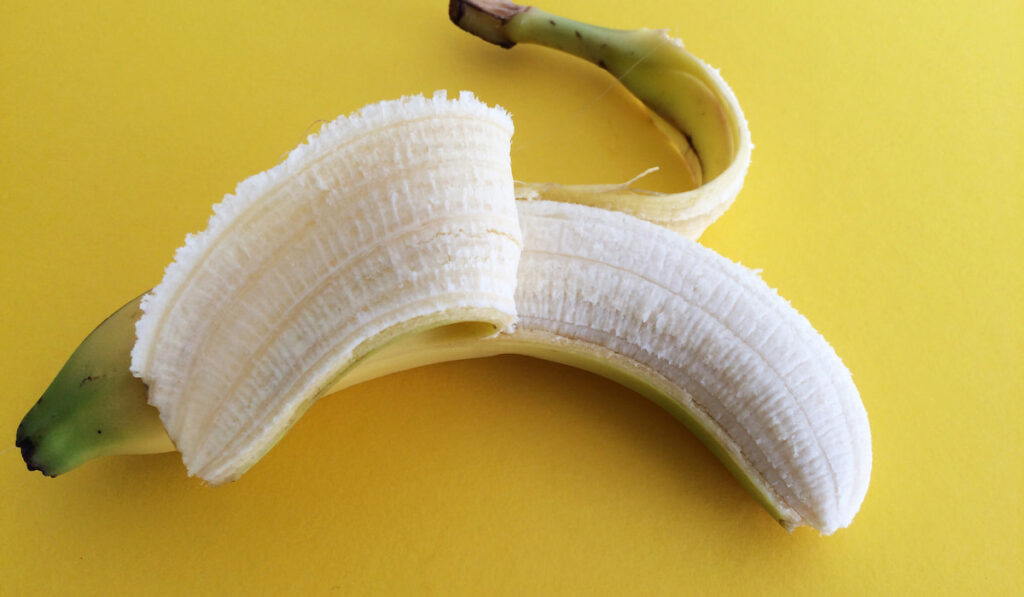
[14, 3, 871, 535]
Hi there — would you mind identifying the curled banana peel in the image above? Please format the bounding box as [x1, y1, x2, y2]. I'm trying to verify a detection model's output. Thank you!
[451, 0, 751, 238]
[15, 3, 870, 535]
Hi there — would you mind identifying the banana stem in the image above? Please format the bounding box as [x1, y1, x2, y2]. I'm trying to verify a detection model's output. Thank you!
[450, 0, 749, 239]
[448, 0, 528, 48]
[452, 0, 626, 58]
[450, 0, 708, 185]
[493, 5, 717, 176]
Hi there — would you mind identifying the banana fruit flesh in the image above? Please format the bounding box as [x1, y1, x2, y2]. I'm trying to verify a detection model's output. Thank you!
[339, 200, 870, 534]
[501, 200, 869, 535]
[450, 0, 752, 239]
[15, 4, 871, 534]
[128, 91, 521, 484]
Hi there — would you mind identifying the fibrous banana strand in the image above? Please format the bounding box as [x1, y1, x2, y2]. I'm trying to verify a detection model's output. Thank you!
[450, 0, 752, 238]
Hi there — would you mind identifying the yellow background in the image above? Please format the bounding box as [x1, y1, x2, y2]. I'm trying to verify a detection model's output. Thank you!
[2, 0, 1021, 594]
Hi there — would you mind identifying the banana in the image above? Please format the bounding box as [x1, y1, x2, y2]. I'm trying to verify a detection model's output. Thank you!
[450, 0, 752, 239]
[14, 5, 870, 534]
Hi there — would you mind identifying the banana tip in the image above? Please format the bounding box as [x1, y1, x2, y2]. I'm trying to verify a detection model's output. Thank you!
[15, 432, 56, 478]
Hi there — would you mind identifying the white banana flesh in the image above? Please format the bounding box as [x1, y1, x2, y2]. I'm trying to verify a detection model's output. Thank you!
[343, 200, 871, 535]
[517, 201, 870, 534]
[130, 91, 521, 485]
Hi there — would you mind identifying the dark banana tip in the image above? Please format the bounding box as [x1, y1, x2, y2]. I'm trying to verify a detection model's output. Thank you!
[15, 434, 45, 475]
[448, 0, 465, 24]
[16, 411, 37, 471]
[449, 0, 525, 49]
[16, 423, 58, 477]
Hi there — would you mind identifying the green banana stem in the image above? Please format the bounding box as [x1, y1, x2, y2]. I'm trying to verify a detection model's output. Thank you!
[15, 295, 174, 476]
[450, 0, 749, 238]
[454, 0, 707, 180]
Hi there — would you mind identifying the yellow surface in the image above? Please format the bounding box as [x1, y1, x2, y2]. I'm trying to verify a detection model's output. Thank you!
[2, 0, 1021, 593]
